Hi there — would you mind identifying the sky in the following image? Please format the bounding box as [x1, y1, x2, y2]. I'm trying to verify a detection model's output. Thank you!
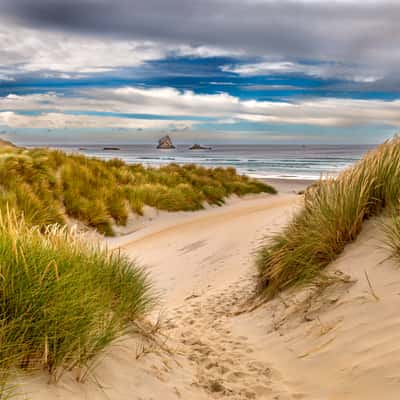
[0, 0, 400, 144]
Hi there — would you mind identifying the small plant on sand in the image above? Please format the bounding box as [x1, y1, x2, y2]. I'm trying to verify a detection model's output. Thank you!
[258, 137, 400, 298]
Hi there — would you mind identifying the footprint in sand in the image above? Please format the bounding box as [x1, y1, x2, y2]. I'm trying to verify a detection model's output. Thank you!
[166, 276, 289, 399]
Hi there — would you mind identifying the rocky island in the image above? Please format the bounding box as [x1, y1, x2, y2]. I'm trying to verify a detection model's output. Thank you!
[189, 144, 212, 150]
[103, 147, 120, 151]
[157, 135, 175, 149]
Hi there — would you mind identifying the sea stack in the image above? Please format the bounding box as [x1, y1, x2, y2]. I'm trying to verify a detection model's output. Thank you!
[157, 135, 175, 149]
[103, 146, 120, 151]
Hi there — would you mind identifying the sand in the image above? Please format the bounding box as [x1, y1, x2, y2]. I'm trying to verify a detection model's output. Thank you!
[261, 178, 314, 194]
[15, 182, 400, 399]
[231, 219, 400, 399]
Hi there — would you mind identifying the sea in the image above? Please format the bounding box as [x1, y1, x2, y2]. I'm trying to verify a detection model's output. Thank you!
[49, 144, 376, 180]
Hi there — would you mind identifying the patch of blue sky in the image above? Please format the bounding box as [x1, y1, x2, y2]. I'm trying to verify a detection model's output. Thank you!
[0, 108, 218, 122]
[1, 56, 399, 102]
[65, 110, 214, 121]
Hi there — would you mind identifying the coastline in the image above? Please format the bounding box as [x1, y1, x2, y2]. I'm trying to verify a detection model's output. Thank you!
[47, 143, 370, 183]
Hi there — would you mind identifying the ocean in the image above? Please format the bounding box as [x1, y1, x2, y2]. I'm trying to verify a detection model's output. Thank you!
[49, 144, 376, 180]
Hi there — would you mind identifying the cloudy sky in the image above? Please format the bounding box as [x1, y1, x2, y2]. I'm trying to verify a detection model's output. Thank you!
[1, 0, 400, 144]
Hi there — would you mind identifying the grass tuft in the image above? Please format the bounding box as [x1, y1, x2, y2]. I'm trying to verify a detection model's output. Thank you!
[382, 210, 400, 260]
[0, 210, 154, 386]
[257, 137, 400, 298]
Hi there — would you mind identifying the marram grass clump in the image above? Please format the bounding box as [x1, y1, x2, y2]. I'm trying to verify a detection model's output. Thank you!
[0, 144, 276, 235]
[258, 137, 400, 298]
[0, 210, 153, 387]
[383, 211, 400, 260]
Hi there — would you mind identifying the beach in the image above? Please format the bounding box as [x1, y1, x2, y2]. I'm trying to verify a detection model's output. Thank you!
[261, 178, 312, 194]
[2, 1, 398, 398]
[18, 172, 400, 399]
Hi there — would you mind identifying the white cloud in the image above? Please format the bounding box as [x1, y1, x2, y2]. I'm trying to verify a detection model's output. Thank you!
[216, 118, 238, 124]
[223, 61, 298, 75]
[0, 73, 14, 81]
[0, 89, 241, 118]
[222, 61, 383, 83]
[2, 87, 400, 129]
[0, 22, 168, 76]
[0, 20, 241, 79]
[174, 44, 244, 58]
[0, 111, 194, 130]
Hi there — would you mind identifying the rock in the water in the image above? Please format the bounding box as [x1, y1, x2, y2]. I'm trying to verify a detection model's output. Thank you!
[189, 144, 212, 150]
[103, 147, 120, 151]
[157, 135, 175, 149]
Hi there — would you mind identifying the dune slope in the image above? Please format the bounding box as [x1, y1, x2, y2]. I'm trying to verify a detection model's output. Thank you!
[233, 219, 400, 399]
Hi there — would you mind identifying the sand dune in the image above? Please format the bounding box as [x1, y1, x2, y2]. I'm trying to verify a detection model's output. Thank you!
[233, 219, 400, 399]
[17, 192, 400, 399]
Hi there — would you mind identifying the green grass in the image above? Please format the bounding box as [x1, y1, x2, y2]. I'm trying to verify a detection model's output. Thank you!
[383, 211, 400, 260]
[0, 210, 154, 387]
[257, 137, 400, 298]
[0, 142, 157, 393]
[0, 145, 276, 235]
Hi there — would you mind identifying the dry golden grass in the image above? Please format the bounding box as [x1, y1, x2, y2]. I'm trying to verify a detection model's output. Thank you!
[383, 210, 400, 260]
[0, 210, 154, 392]
[258, 137, 400, 298]
[0, 146, 276, 235]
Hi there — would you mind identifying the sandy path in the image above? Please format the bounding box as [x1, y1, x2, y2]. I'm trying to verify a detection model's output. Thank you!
[115, 193, 400, 400]
[116, 193, 298, 308]
[115, 193, 300, 398]
[21, 193, 299, 400]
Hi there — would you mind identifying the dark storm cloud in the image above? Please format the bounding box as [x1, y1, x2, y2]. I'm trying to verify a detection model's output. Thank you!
[1, 0, 400, 68]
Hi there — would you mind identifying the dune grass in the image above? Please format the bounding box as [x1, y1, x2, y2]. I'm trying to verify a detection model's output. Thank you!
[383, 212, 400, 260]
[0, 142, 156, 393]
[0, 210, 153, 388]
[0, 144, 276, 235]
[257, 137, 400, 298]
